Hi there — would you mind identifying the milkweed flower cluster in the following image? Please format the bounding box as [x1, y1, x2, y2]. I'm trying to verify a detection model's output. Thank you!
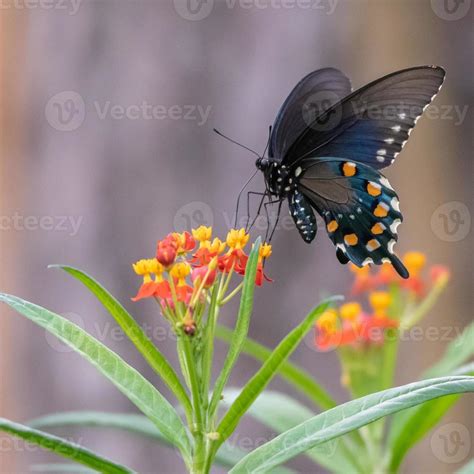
[349, 251, 450, 297]
[132, 227, 271, 334]
[314, 251, 451, 398]
[315, 251, 450, 352]
[315, 293, 399, 351]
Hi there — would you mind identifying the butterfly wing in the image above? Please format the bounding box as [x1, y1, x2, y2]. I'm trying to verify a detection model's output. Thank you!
[283, 66, 445, 169]
[269, 68, 352, 160]
[297, 158, 409, 278]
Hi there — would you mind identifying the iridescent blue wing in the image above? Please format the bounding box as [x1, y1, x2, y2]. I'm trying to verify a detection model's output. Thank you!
[270, 68, 352, 161]
[297, 158, 408, 278]
[283, 66, 445, 169]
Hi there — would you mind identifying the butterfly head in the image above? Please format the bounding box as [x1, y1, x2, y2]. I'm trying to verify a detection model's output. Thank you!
[255, 157, 269, 171]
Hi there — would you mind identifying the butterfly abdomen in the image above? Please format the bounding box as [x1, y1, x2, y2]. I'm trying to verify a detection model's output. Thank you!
[288, 190, 317, 243]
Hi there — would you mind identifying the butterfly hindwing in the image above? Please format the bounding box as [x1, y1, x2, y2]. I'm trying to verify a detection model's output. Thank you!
[282, 66, 445, 169]
[297, 158, 409, 278]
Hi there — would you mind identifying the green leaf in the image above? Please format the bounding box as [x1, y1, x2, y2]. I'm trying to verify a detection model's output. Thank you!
[228, 376, 474, 473]
[50, 265, 192, 420]
[214, 326, 337, 410]
[0, 418, 133, 473]
[30, 465, 95, 473]
[29, 411, 165, 440]
[208, 238, 261, 417]
[214, 297, 336, 450]
[28, 411, 291, 471]
[222, 390, 358, 474]
[423, 321, 474, 379]
[0, 294, 191, 459]
[387, 322, 474, 471]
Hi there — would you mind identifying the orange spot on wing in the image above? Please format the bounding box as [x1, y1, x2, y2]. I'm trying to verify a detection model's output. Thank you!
[344, 233, 358, 246]
[342, 162, 357, 177]
[371, 223, 385, 235]
[367, 182, 382, 197]
[327, 220, 338, 232]
[374, 203, 389, 218]
[367, 239, 381, 251]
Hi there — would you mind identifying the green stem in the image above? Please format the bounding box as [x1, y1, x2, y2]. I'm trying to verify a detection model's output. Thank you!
[181, 334, 207, 473]
[201, 286, 220, 414]
[219, 281, 243, 306]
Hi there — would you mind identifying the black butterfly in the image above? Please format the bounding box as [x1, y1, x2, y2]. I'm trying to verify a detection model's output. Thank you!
[253, 66, 445, 279]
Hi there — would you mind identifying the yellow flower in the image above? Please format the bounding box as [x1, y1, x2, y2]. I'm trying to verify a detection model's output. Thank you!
[202, 237, 226, 254]
[340, 302, 362, 322]
[192, 226, 212, 243]
[226, 228, 249, 250]
[369, 291, 392, 317]
[403, 251, 426, 277]
[170, 262, 191, 286]
[132, 258, 163, 283]
[316, 309, 338, 335]
[259, 243, 272, 260]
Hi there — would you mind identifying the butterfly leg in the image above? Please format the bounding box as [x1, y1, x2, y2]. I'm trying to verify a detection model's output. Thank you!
[265, 199, 283, 242]
[245, 191, 267, 232]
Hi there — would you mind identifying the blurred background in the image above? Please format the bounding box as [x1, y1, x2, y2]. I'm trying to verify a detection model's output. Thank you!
[0, 0, 472, 472]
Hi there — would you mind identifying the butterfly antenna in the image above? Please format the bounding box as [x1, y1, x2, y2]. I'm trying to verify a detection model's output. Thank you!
[213, 128, 261, 158]
[261, 125, 272, 157]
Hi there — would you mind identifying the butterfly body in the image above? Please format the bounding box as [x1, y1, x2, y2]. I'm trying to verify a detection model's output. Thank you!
[254, 66, 445, 278]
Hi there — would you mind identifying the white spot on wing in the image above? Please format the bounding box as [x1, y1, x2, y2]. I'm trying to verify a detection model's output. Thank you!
[379, 176, 394, 191]
[388, 239, 396, 254]
[390, 218, 401, 233]
[295, 167, 302, 177]
[391, 125, 401, 133]
[384, 138, 395, 144]
[391, 197, 400, 212]
[362, 258, 374, 266]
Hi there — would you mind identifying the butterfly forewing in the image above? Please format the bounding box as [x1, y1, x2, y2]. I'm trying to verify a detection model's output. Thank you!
[270, 68, 352, 160]
[283, 66, 445, 169]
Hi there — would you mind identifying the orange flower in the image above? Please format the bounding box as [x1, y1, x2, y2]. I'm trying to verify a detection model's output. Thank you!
[350, 264, 375, 294]
[131, 258, 171, 302]
[156, 237, 177, 268]
[315, 299, 398, 351]
[171, 231, 196, 254]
